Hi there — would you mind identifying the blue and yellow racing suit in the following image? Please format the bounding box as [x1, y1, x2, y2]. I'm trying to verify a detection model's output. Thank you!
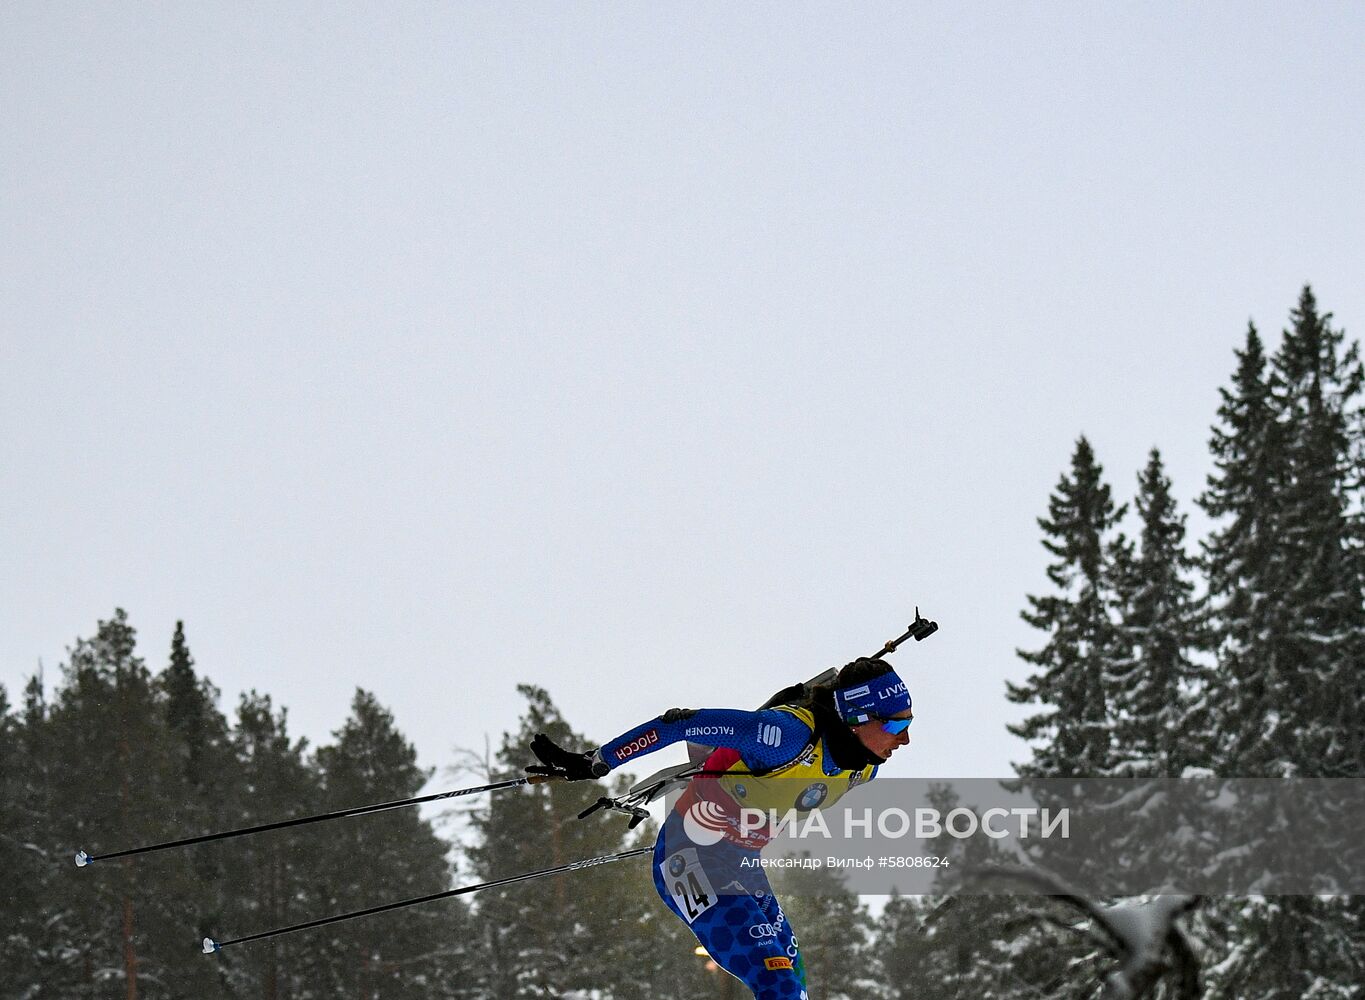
[594, 705, 881, 1000]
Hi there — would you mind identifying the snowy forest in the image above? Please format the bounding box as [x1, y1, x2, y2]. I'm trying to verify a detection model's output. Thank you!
[2, 286, 1361, 998]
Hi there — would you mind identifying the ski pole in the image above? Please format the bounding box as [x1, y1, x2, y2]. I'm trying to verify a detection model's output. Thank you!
[201, 845, 653, 954]
[75, 774, 556, 868]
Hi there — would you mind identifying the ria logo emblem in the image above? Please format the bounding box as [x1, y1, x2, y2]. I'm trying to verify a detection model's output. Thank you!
[682, 800, 729, 846]
[758, 723, 783, 747]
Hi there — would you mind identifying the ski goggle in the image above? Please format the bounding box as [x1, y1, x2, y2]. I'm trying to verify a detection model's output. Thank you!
[877, 716, 913, 735]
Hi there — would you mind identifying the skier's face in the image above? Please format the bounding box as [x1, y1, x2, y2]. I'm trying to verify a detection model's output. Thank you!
[852, 709, 913, 761]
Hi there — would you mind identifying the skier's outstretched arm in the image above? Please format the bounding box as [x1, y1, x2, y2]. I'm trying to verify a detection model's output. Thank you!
[526, 707, 811, 781]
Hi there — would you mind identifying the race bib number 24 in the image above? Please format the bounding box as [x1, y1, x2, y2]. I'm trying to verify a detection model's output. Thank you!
[660, 847, 718, 925]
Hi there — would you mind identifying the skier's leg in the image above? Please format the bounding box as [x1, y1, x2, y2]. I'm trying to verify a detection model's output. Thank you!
[653, 841, 809, 1000]
[761, 888, 808, 997]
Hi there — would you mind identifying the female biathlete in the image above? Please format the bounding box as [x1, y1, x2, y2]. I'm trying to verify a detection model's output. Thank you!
[525, 656, 913, 1000]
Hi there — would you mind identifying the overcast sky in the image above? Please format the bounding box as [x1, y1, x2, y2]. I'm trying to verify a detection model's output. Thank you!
[4, 4, 1364, 790]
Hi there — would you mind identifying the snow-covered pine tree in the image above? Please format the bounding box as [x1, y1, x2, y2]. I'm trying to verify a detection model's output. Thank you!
[870, 892, 931, 1000]
[874, 786, 1068, 1000]
[219, 691, 331, 1000]
[1108, 448, 1210, 777]
[3, 613, 485, 998]
[44, 610, 180, 1000]
[1003, 440, 1216, 1000]
[140, 622, 236, 999]
[0, 683, 40, 998]
[767, 860, 877, 999]
[1008, 436, 1126, 778]
[160, 621, 231, 795]
[1197, 290, 1365, 998]
[1265, 286, 1365, 778]
[464, 685, 699, 1000]
[300, 690, 465, 1000]
[15, 675, 65, 994]
[1089, 452, 1220, 931]
[1197, 322, 1284, 775]
[1202, 292, 1365, 778]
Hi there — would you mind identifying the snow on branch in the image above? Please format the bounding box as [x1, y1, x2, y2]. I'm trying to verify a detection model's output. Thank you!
[970, 865, 1203, 1000]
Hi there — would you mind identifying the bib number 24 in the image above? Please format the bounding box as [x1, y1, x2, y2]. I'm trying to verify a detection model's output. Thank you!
[661, 848, 718, 925]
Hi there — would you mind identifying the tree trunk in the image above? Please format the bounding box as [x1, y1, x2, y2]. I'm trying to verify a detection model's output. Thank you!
[117, 664, 138, 1000]
[549, 787, 566, 910]
[121, 859, 138, 1000]
[265, 848, 279, 1000]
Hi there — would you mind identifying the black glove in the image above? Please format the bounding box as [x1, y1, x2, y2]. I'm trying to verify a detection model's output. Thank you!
[525, 733, 609, 781]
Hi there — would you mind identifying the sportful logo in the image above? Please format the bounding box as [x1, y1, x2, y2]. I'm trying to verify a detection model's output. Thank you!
[758, 724, 783, 747]
[613, 729, 659, 762]
[684, 725, 736, 738]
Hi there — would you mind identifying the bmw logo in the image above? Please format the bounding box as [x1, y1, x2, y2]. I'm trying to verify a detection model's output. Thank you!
[796, 783, 828, 811]
[667, 854, 687, 878]
[734, 783, 748, 799]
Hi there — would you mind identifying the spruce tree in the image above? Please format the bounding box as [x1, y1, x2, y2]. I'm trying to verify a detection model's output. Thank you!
[160, 621, 231, 793]
[1196, 291, 1365, 997]
[6, 615, 489, 998]
[301, 689, 463, 999]
[0, 682, 39, 996]
[1198, 322, 1285, 774]
[464, 685, 681, 999]
[768, 861, 876, 999]
[872, 893, 931, 1000]
[1266, 286, 1365, 777]
[1203, 292, 1365, 778]
[44, 611, 180, 999]
[1006, 443, 1209, 999]
[881, 785, 1083, 1000]
[147, 622, 237, 999]
[217, 692, 326, 1000]
[1107, 448, 1210, 776]
[874, 891, 1091, 1000]
[8, 673, 76, 997]
[1008, 436, 1125, 778]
